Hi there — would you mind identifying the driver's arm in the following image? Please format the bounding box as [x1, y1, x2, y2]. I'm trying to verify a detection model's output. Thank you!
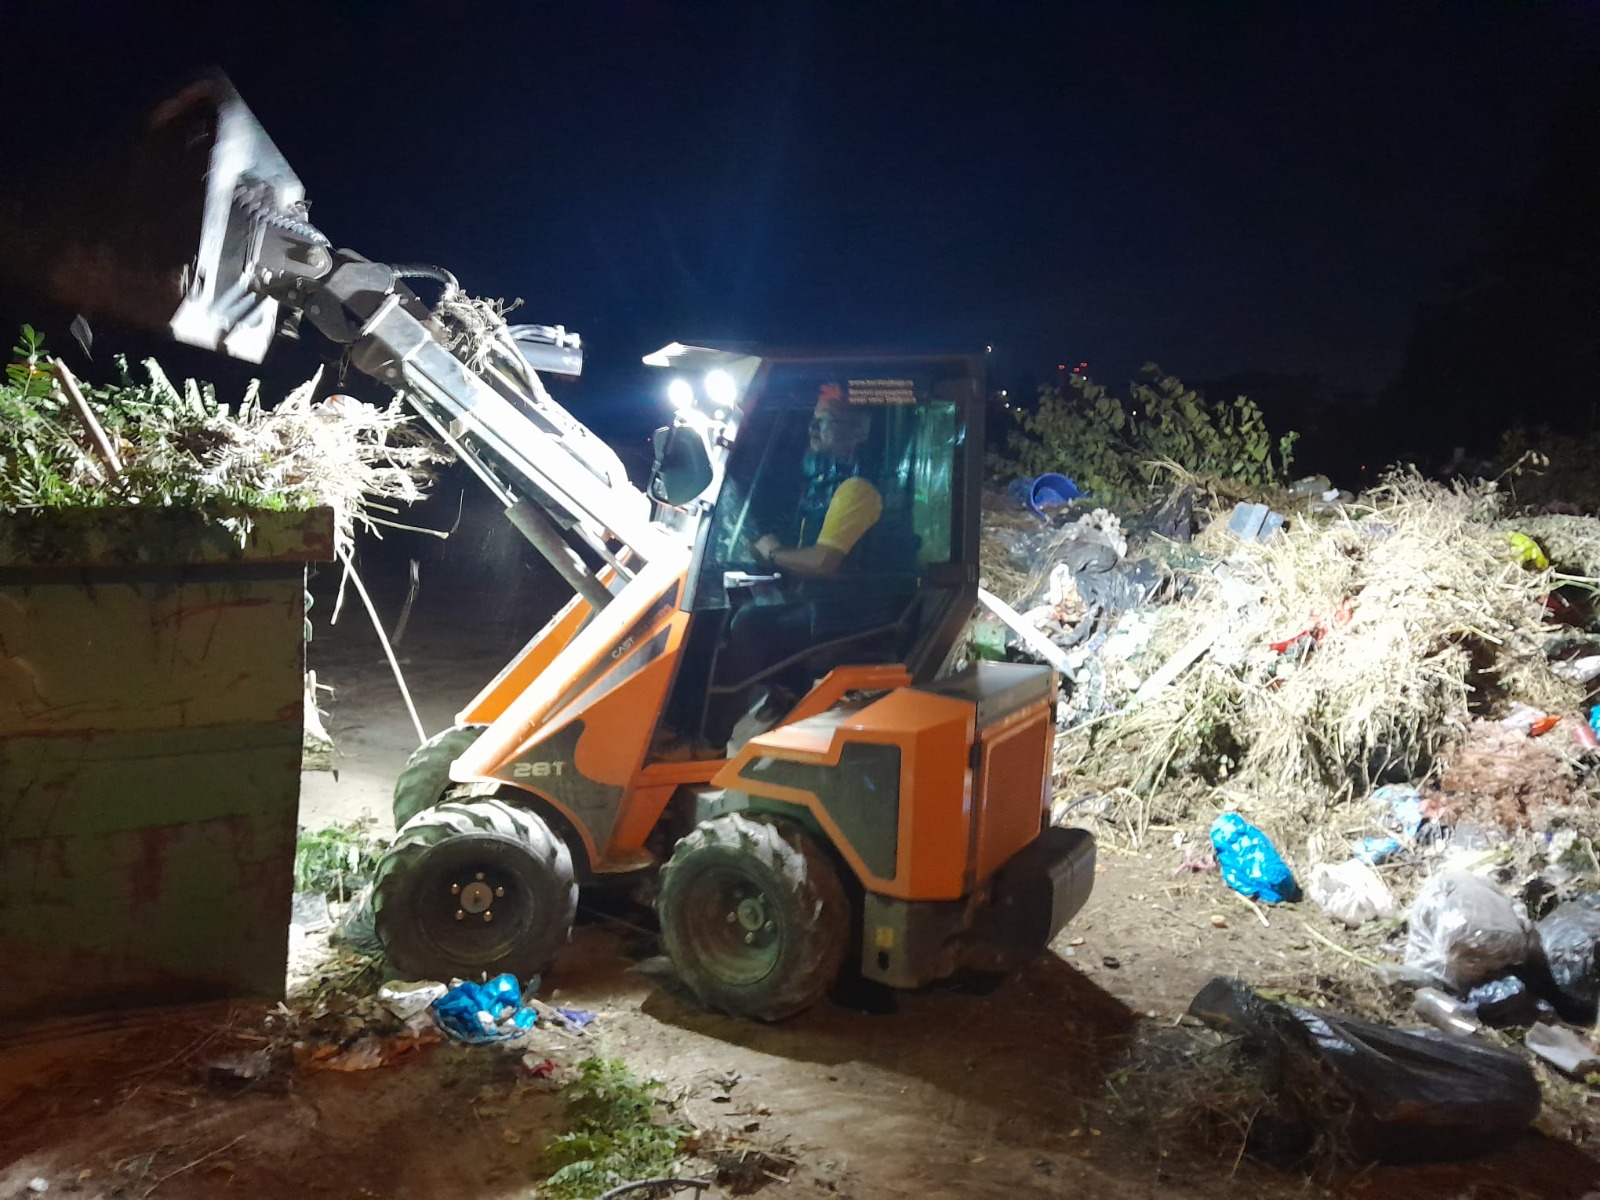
[768, 541, 845, 577]
[762, 478, 882, 579]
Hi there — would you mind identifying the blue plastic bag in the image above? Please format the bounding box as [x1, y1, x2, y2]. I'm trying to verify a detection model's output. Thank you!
[1370, 784, 1425, 840]
[1354, 836, 1404, 866]
[1210, 813, 1300, 904]
[432, 973, 538, 1044]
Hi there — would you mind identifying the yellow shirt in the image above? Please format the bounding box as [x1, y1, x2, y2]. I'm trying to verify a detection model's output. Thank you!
[811, 477, 883, 556]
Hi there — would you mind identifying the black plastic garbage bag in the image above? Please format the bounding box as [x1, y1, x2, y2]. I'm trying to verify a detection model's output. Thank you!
[1188, 977, 1540, 1166]
[1536, 897, 1600, 1021]
[1466, 975, 1547, 1027]
[1074, 558, 1165, 614]
[1140, 485, 1197, 543]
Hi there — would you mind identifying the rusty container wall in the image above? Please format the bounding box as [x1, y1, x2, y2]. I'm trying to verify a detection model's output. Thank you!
[0, 507, 334, 1030]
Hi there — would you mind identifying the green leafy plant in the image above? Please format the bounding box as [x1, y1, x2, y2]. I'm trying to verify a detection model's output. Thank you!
[294, 821, 384, 900]
[996, 364, 1298, 501]
[538, 1056, 689, 1199]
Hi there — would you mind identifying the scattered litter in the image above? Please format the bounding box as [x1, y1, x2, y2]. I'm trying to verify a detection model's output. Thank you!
[1536, 898, 1600, 1021]
[1404, 872, 1535, 993]
[432, 974, 538, 1044]
[1210, 914, 1228, 929]
[1132, 623, 1221, 704]
[1225, 502, 1285, 542]
[1307, 859, 1396, 927]
[522, 1055, 560, 1079]
[302, 1034, 385, 1072]
[1187, 976, 1540, 1165]
[290, 890, 333, 933]
[1552, 654, 1600, 684]
[554, 1006, 598, 1028]
[380, 980, 449, 1033]
[1499, 702, 1553, 734]
[1524, 1022, 1600, 1079]
[1465, 976, 1544, 1028]
[1354, 836, 1404, 866]
[1505, 531, 1549, 570]
[294, 1028, 438, 1072]
[1370, 784, 1426, 841]
[1210, 813, 1300, 904]
[1412, 987, 1481, 1037]
[27, 1179, 47, 1194]
[206, 1048, 275, 1087]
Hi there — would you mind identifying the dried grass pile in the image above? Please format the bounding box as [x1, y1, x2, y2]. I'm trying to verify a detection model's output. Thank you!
[0, 350, 446, 551]
[1060, 473, 1591, 822]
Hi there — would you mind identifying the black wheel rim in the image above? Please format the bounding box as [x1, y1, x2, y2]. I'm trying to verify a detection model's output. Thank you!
[412, 851, 534, 964]
[677, 865, 783, 987]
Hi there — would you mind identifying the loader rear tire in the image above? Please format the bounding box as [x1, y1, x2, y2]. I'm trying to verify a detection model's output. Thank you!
[657, 814, 849, 1022]
[392, 724, 489, 830]
[373, 797, 576, 982]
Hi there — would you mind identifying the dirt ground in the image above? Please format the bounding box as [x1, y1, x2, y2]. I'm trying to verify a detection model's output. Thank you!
[6, 570, 1600, 1200]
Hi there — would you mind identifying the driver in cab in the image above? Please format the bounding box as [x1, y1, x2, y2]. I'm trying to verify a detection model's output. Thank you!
[750, 383, 880, 576]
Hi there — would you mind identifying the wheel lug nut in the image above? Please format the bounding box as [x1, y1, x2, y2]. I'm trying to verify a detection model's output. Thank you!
[764, 921, 775, 931]
[455, 910, 465, 921]
[726, 912, 738, 923]
[475, 872, 486, 881]
[744, 932, 755, 944]
[450, 883, 461, 895]
[484, 911, 494, 922]
[495, 886, 505, 898]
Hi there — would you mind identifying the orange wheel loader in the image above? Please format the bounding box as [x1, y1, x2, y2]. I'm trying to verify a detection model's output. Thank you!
[10, 76, 1096, 1021]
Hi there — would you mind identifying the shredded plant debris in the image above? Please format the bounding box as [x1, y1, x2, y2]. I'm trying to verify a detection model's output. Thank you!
[1039, 472, 1595, 838]
[0, 325, 446, 549]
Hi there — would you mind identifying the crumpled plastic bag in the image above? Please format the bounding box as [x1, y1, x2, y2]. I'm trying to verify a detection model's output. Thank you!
[1210, 813, 1300, 904]
[1308, 859, 1397, 927]
[432, 973, 538, 1043]
[1536, 896, 1600, 1021]
[1189, 976, 1541, 1166]
[1404, 871, 1534, 992]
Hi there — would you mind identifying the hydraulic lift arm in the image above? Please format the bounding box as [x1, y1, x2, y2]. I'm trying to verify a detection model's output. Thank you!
[2, 75, 681, 611]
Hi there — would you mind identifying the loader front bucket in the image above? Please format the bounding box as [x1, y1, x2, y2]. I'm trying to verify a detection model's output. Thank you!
[0, 73, 307, 363]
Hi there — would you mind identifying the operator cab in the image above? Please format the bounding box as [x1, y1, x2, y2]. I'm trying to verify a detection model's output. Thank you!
[649, 353, 985, 753]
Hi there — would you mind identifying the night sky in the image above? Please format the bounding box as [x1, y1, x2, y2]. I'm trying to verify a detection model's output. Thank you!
[3, 1, 1598, 455]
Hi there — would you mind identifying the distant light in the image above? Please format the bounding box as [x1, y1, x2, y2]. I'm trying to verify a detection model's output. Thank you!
[713, 408, 726, 421]
[1057, 364, 1066, 370]
[985, 344, 993, 353]
[668, 378, 694, 409]
[704, 369, 737, 407]
[1000, 390, 1007, 397]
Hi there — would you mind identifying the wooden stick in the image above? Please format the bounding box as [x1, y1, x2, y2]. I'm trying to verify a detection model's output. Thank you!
[337, 543, 428, 746]
[143, 1134, 245, 1197]
[52, 358, 122, 477]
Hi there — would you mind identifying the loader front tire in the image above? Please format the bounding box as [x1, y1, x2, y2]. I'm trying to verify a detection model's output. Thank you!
[373, 797, 576, 982]
[392, 724, 489, 830]
[657, 814, 849, 1022]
